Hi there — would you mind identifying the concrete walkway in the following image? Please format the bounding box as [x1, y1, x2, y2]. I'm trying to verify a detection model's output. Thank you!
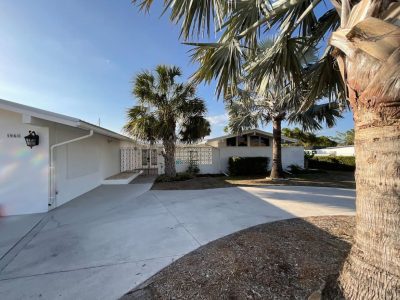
[0, 184, 355, 300]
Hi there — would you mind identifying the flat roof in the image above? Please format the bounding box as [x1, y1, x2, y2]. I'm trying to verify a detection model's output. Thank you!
[0, 98, 131, 141]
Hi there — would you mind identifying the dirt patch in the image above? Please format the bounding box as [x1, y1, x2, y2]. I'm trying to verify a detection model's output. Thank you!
[122, 216, 354, 300]
[152, 171, 355, 190]
[227, 171, 355, 189]
[152, 176, 234, 190]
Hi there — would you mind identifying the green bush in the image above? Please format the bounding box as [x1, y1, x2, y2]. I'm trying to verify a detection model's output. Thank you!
[156, 172, 194, 182]
[287, 164, 325, 174]
[186, 160, 200, 175]
[308, 156, 355, 171]
[228, 156, 270, 176]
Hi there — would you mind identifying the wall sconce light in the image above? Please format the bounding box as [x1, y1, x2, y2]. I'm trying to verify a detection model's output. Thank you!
[24, 131, 39, 148]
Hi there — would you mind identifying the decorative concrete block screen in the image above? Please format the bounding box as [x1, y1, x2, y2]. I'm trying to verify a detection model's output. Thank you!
[120, 148, 141, 171]
[175, 147, 213, 165]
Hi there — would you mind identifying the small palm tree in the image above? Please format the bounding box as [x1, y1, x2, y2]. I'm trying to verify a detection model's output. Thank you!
[225, 84, 341, 179]
[124, 65, 211, 177]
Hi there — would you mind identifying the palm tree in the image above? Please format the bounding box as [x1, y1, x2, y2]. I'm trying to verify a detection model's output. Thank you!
[225, 84, 341, 179]
[132, 1, 400, 298]
[124, 65, 210, 177]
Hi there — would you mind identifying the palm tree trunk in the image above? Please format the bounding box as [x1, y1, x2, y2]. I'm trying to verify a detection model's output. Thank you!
[270, 117, 285, 179]
[338, 105, 400, 299]
[163, 138, 176, 177]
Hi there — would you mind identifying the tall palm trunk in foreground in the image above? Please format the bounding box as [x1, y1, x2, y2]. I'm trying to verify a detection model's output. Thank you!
[337, 54, 400, 299]
[270, 117, 284, 179]
[330, 3, 400, 298]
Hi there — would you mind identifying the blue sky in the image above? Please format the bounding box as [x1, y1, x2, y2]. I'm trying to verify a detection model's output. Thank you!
[0, 0, 353, 138]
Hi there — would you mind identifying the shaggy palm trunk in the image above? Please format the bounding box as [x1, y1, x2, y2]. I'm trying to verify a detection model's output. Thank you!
[163, 138, 176, 177]
[270, 117, 284, 179]
[339, 103, 400, 299]
[337, 53, 400, 298]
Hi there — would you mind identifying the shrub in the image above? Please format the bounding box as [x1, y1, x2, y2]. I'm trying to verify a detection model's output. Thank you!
[308, 156, 355, 171]
[186, 160, 200, 175]
[287, 164, 304, 174]
[228, 156, 270, 176]
[287, 164, 325, 175]
[156, 172, 194, 182]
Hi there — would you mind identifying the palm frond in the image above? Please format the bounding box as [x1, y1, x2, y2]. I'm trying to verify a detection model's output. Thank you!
[179, 116, 211, 143]
[287, 102, 342, 131]
[304, 47, 346, 104]
[246, 36, 306, 93]
[188, 38, 243, 97]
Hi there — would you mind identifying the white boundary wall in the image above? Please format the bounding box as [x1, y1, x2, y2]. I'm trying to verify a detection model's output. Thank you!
[313, 146, 355, 156]
[174, 146, 304, 174]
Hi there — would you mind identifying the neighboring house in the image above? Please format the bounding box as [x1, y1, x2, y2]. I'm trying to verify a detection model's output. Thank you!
[0, 99, 136, 216]
[120, 129, 304, 175]
[305, 146, 355, 157]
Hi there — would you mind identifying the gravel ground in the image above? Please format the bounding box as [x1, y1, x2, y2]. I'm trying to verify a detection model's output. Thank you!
[121, 216, 354, 300]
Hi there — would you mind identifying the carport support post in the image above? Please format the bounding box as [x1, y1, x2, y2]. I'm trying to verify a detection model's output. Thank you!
[49, 130, 94, 209]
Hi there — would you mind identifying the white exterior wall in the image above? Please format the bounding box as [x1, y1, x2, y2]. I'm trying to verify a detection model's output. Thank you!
[0, 108, 123, 216]
[175, 148, 220, 174]
[281, 147, 305, 168]
[49, 124, 121, 207]
[0, 109, 49, 215]
[173, 145, 304, 174]
[218, 146, 304, 173]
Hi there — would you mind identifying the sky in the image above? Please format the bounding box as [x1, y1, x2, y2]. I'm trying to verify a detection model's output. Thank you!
[0, 0, 354, 138]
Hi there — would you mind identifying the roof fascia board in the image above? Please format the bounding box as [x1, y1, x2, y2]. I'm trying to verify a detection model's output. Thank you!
[207, 129, 298, 143]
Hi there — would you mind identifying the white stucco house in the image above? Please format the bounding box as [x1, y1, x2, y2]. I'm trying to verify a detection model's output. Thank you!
[121, 129, 304, 175]
[1, 100, 304, 216]
[173, 129, 304, 174]
[0, 99, 137, 216]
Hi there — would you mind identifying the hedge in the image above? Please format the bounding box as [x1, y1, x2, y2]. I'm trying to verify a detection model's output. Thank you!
[308, 156, 355, 171]
[228, 156, 270, 176]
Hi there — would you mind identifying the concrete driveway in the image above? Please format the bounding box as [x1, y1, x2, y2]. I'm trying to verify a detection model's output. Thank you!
[0, 183, 355, 299]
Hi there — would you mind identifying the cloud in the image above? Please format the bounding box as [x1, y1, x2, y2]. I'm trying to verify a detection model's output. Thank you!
[206, 113, 228, 126]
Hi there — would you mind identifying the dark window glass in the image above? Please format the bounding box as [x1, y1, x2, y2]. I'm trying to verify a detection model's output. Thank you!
[238, 135, 248, 146]
[250, 135, 259, 146]
[260, 137, 270, 146]
[226, 137, 236, 146]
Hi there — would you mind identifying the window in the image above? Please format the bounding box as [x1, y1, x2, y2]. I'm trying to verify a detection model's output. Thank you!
[142, 149, 149, 166]
[226, 137, 236, 147]
[260, 137, 270, 146]
[250, 135, 260, 146]
[151, 149, 158, 166]
[238, 135, 248, 146]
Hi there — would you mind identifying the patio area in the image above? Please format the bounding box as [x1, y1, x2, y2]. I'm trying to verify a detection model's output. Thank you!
[0, 184, 355, 299]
